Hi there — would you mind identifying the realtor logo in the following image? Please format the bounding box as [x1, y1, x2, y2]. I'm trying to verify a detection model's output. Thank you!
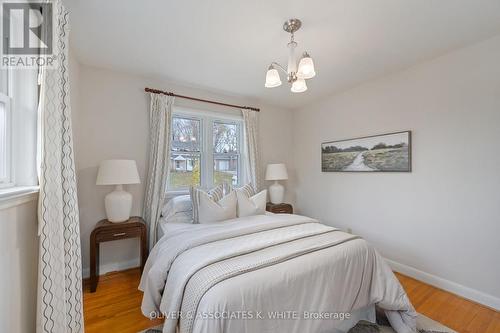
[2, 2, 52, 55]
[1, 2, 55, 68]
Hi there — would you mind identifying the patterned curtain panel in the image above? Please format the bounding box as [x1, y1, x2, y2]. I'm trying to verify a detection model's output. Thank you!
[36, 1, 84, 333]
[242, 109, 261, 191]
[143, 94, 174, 248]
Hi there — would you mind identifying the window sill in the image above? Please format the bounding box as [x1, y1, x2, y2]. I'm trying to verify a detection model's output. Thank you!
[0, 186, 39, 210]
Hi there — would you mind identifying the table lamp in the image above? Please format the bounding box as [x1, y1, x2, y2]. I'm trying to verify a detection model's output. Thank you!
[96, 159, 140, 222]
[265, 163, 288, 204]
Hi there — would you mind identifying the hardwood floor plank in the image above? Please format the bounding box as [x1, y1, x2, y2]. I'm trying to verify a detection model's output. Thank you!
[83, 268, 163, 333]
[394, 272, 499, 333]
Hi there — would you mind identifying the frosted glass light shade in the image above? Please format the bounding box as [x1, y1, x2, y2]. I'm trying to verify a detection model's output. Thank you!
[265, 163, 288, 181]
[265, 68, 282, 88]
[96, 159, 140, 185]
[297, 53, 316, 79]
[291, 78, 307, 93]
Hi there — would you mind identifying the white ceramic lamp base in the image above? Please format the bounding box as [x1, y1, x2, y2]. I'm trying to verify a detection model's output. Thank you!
[269, 181, 285, 204]
[104, 184, 132, 222]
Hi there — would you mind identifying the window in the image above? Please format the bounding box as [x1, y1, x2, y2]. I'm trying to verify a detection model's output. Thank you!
[0, 76, 12, 187]
[168, 109, 244, 190]
[0, 25, 39, 194]
[213, 121, 240, 186]
[169, 116, 201, 189]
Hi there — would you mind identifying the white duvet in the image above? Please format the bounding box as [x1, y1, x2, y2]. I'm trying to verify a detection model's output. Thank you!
[140, 214, 417, 333]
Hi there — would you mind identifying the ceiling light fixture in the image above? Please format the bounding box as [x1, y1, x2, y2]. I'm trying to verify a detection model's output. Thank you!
[265, 18, 316, 93]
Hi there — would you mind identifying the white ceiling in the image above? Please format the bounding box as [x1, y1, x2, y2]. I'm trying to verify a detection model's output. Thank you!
[64, 0, 500, 109]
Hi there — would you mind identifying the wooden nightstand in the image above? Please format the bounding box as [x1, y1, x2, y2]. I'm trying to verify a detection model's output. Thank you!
[89, 216, 148, 292]
[266, 202, 293, 214]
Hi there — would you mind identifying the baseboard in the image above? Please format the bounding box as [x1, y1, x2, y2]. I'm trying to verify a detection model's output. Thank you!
[386, 258, 500, 311]
[82, 258, 140, 279]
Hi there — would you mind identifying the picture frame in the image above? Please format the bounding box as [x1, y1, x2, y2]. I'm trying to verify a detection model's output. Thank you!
[321, 131, 411, 172]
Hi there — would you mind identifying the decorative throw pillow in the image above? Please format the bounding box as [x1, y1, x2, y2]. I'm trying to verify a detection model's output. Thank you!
[189, 184, 224, 223]
[190, 184, 237, 223]
[236, 183, 255, 197]
[235, 184, 267, 217]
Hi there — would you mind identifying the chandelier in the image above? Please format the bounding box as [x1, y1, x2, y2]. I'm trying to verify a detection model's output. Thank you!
[264, 18, 316, 93]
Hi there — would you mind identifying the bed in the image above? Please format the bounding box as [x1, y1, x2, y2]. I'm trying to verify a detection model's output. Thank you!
[139, 213, 417, 333]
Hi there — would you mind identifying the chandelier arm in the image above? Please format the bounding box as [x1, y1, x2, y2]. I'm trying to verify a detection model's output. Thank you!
[271, 62, 288, 74]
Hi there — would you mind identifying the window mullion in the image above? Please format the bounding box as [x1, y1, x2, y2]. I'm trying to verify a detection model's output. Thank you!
[203, 116, 214, 188]
[239, 123, 244, 186]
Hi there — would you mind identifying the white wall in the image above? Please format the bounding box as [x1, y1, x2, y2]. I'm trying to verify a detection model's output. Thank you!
[292, 35, 500, 309]
[0, 197, 38, 333]
[72, 65, 295, 276]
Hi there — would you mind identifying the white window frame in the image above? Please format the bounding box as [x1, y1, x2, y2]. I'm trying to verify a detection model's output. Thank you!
[169, 106, 245, 192]
[0, 92, 12, 188]
[0, 15, 39, 204]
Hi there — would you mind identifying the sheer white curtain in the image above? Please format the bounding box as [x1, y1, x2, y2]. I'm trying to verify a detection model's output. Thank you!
[143, 94, 174, 248]
[242, 109, 261, 191]
[37, 1, 84, 332]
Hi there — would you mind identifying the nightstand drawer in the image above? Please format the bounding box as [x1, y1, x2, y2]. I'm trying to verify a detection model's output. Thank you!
[273, 208, 291, 213]
[95, 227, 141, 242]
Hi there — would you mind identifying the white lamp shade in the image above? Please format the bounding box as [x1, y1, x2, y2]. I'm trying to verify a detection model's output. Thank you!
[291, 78, 307, 93]
[265, 68, 282, 88]
[265, 163, 288, 181]
[297, 53, 316, 79]
[96, 159, 140, 185]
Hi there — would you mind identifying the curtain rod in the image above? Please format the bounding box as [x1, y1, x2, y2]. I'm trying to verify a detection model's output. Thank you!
[144, 88, 260, 112]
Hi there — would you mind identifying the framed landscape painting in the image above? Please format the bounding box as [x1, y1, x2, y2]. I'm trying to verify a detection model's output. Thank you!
[321, 131, 411, 172]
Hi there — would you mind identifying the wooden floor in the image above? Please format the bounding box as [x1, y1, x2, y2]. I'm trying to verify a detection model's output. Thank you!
[395, 273, 500, 333]
[83, 269, 163, 333]
[83, 268, 499, 333]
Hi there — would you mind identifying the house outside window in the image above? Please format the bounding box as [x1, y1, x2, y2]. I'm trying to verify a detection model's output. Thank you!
[168, 108, 244, 191]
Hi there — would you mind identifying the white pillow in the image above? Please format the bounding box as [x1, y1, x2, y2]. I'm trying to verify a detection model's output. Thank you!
[235, 183, 255, 197]
[190, 184, 224, 223]
[236, 188, 267, 217]
[196, 190, 237, 224]
[190, 184, 234, 223]
[161, 195, 192, 219]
